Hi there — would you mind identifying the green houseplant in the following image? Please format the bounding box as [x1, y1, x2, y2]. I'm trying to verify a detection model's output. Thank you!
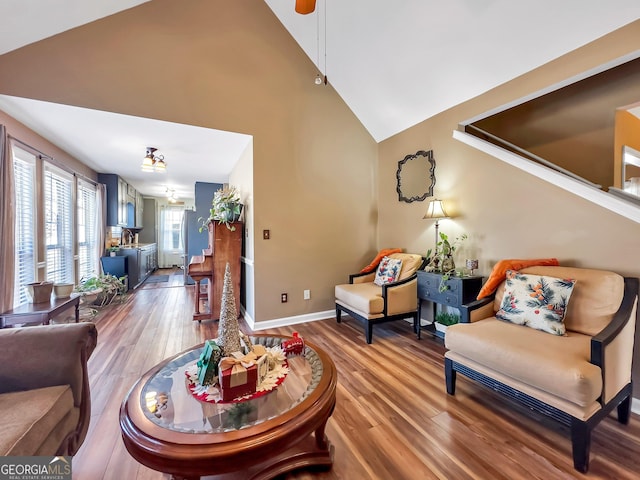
[75, 273, 126, 308]
[424, 232, 467, 292]
[434, 311, 460, 338]
[199, 185, 243, 232]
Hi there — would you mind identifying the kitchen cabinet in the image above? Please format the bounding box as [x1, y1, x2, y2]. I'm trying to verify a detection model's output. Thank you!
[98, 173, 129, 226]
[120, 243, 157, 289]
[139, 244, 158, 283]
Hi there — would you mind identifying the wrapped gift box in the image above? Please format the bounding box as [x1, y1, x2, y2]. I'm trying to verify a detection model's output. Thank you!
[249, 344, 269, 386]
[196, 340, 222, 386]
[218, 352, 258, 401]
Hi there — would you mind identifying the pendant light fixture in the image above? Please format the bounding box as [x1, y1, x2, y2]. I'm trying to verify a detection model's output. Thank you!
[141, 147, 167, 173]
[313, 0, 327, 85]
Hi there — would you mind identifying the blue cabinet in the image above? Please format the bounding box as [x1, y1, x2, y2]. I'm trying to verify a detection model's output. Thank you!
[101, 256, 128, 290]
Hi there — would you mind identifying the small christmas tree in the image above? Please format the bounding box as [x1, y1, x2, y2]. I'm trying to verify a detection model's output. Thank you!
[217, 262, 241, 356]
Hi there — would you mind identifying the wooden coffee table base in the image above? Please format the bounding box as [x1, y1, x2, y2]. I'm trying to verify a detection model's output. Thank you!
[171, 427, 334, 480]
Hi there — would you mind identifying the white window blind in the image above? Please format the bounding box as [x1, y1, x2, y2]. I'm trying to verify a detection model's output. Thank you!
[161, 206, 185, 252]
[77, 179, 98, 282]
[44, 163, 74, 284]
[12, 147, 36, 307]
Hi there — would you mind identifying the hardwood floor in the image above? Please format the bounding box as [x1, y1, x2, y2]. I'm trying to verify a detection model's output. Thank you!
[71, 270, 640, 479]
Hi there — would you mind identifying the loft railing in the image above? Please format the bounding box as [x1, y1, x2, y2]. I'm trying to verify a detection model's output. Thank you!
[464, 124, 602, 189]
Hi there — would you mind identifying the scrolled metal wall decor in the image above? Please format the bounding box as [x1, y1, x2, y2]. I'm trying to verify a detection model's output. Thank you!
[396, 149, 436, 202]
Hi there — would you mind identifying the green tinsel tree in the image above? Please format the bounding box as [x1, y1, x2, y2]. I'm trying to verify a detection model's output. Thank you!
[217, 262, 241, 356]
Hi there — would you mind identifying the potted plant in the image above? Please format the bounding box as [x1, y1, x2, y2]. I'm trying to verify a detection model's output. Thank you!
[434, 311, 460, 338]
[75, 273, 126, 308]
[424, 233, 467, 292]
[199, 185, 243, 232]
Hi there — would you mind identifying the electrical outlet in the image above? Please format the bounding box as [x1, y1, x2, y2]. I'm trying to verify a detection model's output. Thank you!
[281, 293, 287, 303]
[303, 289, 310, 300]
[263, 229, 270, 240]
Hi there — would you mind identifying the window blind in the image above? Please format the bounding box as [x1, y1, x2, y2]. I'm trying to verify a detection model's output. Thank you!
[161, 206, 185, 251]
[77, 179, 98, 282]
[44, 163, 74, 284]
[12, 147, 36, 307]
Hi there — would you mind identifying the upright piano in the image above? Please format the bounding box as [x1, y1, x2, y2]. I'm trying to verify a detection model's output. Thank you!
[187, 221, 242, 322]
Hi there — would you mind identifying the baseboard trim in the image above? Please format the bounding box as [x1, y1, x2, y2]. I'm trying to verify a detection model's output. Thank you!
[632, 397, 640, 416]
[245, 310, 335, 331]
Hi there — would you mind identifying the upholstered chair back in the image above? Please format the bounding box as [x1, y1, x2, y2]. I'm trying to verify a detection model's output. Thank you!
[389, 253, 423, 281]
[493, 265, 625, 336]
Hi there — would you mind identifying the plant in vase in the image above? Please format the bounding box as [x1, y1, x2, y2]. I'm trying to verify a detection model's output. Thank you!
[425, 232, 467, 292]
[74, 273, 127, 308]
[199, 185, 243, 232]
[434, 311, 460, 338]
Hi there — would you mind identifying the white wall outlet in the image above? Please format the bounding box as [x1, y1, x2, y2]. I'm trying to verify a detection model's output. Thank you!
[303, 289, 311, 300]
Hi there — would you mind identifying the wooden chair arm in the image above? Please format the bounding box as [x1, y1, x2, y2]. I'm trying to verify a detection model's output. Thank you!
[592, 278, 638, 353]
[349, 271, 376, 284]
[459, 295, 495, 323]
[590, 277, 638, 405]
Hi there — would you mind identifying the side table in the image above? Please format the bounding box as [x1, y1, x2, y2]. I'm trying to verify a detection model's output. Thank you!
[416, 271, 483, 339]
[0, 295, 80, 328]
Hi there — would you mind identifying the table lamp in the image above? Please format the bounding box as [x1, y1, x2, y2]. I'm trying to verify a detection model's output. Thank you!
[423, 199, 449, 251]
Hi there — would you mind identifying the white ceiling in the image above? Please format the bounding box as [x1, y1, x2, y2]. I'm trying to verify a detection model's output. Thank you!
[0, 96, 252, 199]
[1, 0, 640, 198]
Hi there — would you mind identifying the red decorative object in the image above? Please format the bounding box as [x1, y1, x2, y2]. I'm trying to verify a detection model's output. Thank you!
[185, 359, 289, 404]
[281, 332, 305, 356]
[219, 362, 258, 402]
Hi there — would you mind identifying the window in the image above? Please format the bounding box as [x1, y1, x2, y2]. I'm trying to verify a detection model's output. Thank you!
[44, 163, 74, 284]
[12, 147, 36, 307]
[161, 206, 184, 252]
[77, 179, 98, 282]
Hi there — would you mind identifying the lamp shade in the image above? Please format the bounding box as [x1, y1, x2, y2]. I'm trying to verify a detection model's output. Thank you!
[423, 199, 449, 220]
[141, 155, 154, 172]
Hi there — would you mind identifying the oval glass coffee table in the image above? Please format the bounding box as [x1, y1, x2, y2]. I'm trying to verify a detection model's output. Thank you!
[120, 335, 337, 480]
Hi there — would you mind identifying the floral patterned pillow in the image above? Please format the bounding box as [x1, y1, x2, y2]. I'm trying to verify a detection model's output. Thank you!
[373, 256, 403, 286]
[495, 270, 576, 335]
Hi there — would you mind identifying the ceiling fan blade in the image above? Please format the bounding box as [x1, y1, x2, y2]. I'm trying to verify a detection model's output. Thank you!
[295, 0, 316, 15]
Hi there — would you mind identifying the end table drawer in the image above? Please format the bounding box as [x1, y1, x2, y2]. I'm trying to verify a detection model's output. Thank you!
[417, 271, 483, 308]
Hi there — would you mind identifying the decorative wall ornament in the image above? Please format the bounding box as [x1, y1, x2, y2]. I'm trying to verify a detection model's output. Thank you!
[396, 149, 436, 202]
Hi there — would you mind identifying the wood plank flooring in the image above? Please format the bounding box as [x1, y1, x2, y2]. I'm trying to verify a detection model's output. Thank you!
[70, 269, 640, 479]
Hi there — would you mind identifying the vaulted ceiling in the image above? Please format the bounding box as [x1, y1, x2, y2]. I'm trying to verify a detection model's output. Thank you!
[1, 0, 639, 197]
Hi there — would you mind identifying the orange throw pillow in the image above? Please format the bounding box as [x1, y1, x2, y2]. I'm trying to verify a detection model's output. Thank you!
[360, 248, 403, 273]
[476, 258, 560, 299]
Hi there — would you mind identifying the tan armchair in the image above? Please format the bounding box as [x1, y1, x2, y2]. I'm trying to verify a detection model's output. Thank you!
[444, 266, 638, 473]
[335, 253, 425, 343]
[0, 322, 98, 456]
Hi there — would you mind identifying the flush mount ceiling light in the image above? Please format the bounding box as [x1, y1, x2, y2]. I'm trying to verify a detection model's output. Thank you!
[141, 147, 166, 173]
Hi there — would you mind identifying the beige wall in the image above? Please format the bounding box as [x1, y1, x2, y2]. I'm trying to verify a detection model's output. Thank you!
[0, 0, 378, 322]
[379, 20, 640, 397]
[229, 140, 255, 321]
